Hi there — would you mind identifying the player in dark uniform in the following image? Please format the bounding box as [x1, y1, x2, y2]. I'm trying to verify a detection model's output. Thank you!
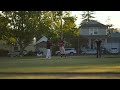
[95, 39, 102, 58]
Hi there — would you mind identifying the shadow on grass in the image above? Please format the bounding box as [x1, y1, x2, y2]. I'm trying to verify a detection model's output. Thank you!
[105, 56, 120, 58]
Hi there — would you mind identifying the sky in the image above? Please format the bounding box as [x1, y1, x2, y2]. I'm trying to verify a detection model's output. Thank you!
[71, 11, 120, 29]
[1, 11, 120, 28]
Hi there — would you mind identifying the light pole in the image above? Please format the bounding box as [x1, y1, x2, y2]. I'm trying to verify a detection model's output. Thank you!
[60, 15, 63, 40]
[57, 11, 63, 40]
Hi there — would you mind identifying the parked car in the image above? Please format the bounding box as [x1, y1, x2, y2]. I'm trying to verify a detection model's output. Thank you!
[8, 50, 27, 57]
[55, 48, 77, 56]
[81, 49, 97, 55]
[109, 48, 119, 54]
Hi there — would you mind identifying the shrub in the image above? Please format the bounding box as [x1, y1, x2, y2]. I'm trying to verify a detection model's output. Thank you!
[26, 51, 36, 56]
[0, 49, 9, 56]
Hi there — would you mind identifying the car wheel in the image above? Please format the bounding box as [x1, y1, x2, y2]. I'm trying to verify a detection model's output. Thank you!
[57, 52, 60, 56]
[69, 52, 74, 56]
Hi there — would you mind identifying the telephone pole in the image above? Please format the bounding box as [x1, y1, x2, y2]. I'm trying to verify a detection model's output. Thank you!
[57, 11, 63, 40]
[61, 16, 63, 40]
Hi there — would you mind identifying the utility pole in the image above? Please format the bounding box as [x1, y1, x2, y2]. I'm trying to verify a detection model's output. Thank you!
[78, 37, 79, 55]
[57, 11, 63, 40]
[61, 16, 63, 40]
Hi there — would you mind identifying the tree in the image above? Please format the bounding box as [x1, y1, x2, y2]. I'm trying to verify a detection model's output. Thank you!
[1, 11, 48, 54]
[1, 11, 80, 54]
[0, 13, 16, 46]
[0, 14, 10, 40]
[81, 11, 95, 23]
[61, 15, 80, 50]
[63, 16, 78, 38]
[106, 16, 114, 34]
[41, 11, 73, 42]
[47, 11, 79, 42]
[56, 11, 63, 40]
[38, 11, 79, 52]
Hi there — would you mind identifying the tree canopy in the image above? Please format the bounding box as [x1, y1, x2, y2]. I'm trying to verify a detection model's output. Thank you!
[81, 11, 95, 24]
[0, 11, 79, 53]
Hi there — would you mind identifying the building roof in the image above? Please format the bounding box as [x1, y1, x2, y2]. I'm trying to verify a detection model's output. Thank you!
[110, 32, 120, 37]
[36, 36, 48, 44]
[81, 20, 108, 28]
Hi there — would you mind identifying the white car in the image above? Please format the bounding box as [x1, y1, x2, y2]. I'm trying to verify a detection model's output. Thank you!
[109, 48, 119, 54]
[55, 48, 77, 56]
[81, 49, 97, 55]
[8, 50, 27, 57]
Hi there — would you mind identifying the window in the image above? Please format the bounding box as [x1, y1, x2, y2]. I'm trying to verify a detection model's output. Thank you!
[94, 29, 98, 35]
[89, 29, 93, 35]
[89, 28, 98, 35]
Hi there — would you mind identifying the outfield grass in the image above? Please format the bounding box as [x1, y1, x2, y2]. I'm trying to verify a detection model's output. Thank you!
[0, 55, 120, 79]
[0, 55, 120, 73]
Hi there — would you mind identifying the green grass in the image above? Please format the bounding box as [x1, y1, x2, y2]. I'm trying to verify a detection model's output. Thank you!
[0, 55, 120, 73]
[0, 55, 120, 78]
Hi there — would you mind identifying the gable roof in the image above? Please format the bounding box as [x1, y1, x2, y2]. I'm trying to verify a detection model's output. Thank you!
[81, 20, 108, 28]
[36, 36, 48, 44]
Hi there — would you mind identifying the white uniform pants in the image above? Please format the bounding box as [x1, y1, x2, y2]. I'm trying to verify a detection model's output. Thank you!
[46, 49, 51, 59]
[60, 46, 65, 54]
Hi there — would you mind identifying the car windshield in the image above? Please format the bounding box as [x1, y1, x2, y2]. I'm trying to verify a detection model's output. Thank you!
[111, 48, 117, 49]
